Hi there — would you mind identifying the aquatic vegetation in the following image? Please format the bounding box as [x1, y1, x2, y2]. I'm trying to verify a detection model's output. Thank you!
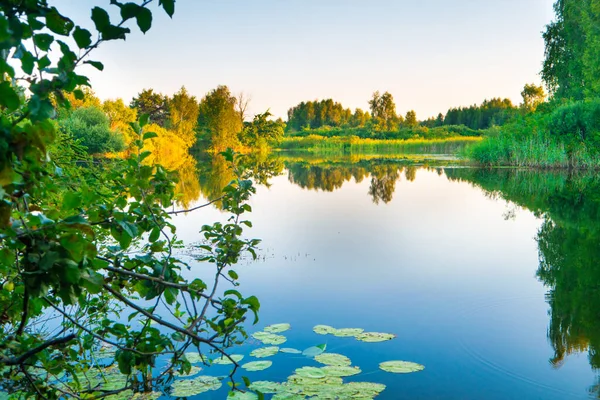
[212, 354, 244, 365]
[252, 331, 288, 345]
[249, 381, 283, 393]
[170, 376, 222, 397]
[379, 361, 425, 374]
[173, 365, 202, 377]
[356, 332, 397, 343]
[313, 325, 337, 335]
[242, 361, 274, 372]
[184, 352, 205, 364]
[228, 392, 259, 400]
[280, 348, 302, 354]
[302, 344, 327, 357]
[332, 328, 365, 337]
[314, 353, 352, 367]
[250, 347, 280, 358]
[321, 365, 362, 377]
[264, 323, 291, 333]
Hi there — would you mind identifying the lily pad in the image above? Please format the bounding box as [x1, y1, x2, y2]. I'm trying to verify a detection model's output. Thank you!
[379, 361, 425, 374]
[228, 392, 259, 400]
[313, 325, 336, 335]
[302, 344, 326, 357]
[344, 381, 387, 396]
[242, 361, 273, 372]
[332, 328, 364, 338]
[264, 323, 291, 333]
[131, 393, 162, 400]
[356, 332, 396, 343]
[295, 366, 327, 379]
[212, 354, 244, 365]
[184, 352, 206, 364]
[250, 346, 279, 358]
[314, 353, 352, 367]
[321, 365, 362, 377]
[280, 348, 302, 354]
[173, 365, 202, 377]
[249, 381, 282, 394]
[252, 331, 287, 345]
[170, 375, 222, 397]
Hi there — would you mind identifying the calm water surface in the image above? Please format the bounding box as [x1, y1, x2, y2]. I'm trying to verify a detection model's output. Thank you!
[170, 153, 600, 399]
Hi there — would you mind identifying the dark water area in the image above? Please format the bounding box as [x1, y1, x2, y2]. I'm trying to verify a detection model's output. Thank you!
[169, 152, 600, 399]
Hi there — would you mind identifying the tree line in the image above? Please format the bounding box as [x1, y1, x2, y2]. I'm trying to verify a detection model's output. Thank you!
[286, 85, 546, 135]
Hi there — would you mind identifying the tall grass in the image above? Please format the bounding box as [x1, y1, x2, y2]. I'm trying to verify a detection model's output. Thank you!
[466, 130, 600, 169]
[277, 135, 482, 155]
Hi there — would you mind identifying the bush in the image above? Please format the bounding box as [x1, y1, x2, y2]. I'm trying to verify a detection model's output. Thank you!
[60, 106, 125, 154]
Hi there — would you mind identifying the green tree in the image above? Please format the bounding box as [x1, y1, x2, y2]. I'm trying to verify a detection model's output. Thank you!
[169, 86, 199, 145]
[61, 106, 125, 154]
[369, 91, 399, 131]
[130, 88, 171, 126]
[240, 110, 285, 148]
[197, 85, 243, 151]
[404, 110, 418, 128]
[0, 2, 262, 398]
[521, 83, 547, 113]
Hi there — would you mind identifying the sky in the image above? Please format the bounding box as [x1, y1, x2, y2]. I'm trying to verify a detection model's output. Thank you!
[57, 0, 556, 120]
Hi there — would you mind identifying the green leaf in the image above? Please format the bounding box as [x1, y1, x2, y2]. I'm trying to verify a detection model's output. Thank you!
[73, 26, 92, 48]
[91, 7, 111, 31]
[159, 0, 175, 17]
[143, 132, 158, 140]
[33, 33, 54, 51]
[136, 7, 152, 33]
[62, 192, 82, 210]
[0, 82, 20, 111]
[84, 60, 104, 71]
[19, 51, 35, 75]
[148, 227, 160, 243]
[120, 3, 141, 20]
[38, 55, 51, 70]
[45, 8, 74, 35]
[139, 113, 150, 128]
[228, 270, 239, 280]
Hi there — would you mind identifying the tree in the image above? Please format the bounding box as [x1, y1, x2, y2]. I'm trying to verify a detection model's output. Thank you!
[130, 88, 171, 126]
[197, 85, 243, 151]
[236, 91, 252, 126]
[169, 86, 199, 145]
[61, 106, 126, 154]
[0, 2, 262, 399]
[240, 110, 285, 148]
[404, 110, 418, 128]
[102, 98, 138, 148]
[369, 91, 399, 131]
[286, 99, 353, 131]
[542, 0, 600, 99]
[521, 84, 547, 112]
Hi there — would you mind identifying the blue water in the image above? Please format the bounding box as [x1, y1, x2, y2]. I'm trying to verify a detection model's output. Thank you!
[172, 165, 596, 399]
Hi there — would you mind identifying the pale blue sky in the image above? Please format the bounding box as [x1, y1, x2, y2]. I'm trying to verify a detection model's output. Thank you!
[58, 0, 556, 120]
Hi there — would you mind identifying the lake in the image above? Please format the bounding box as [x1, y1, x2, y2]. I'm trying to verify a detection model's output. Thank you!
[167, 151, 600, 399]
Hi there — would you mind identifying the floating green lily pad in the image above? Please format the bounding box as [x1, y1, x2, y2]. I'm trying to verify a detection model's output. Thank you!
[212, 354, 244, 365]
[228, 391, 259, 400]
[184, 352, 206, 364]
[356, 332, 396, 343]
[302, 344, 326, 357]
[345, 381, 387, 396]
[314, 353, 352, 367]
[170, 376, 222, 397]
[242, 361, 273, 372]
[264, 323, 291, 333]
[174, 365, 202, 377]
[379, 361, 425, 374]
[131, 392, 162, 400]
[280, 348, 302, 354]
[295, 366, 327, 379]
[252, 331, 287, 345]
[321, 365, 362, 377]
[250, 346, 279, 358]
[249, 381, 283, 394]
[313, 325, 336, 335]
[332, 328, 364, 338]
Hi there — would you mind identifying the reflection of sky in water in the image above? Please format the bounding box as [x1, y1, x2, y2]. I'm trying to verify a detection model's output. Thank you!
[172, 167, 595, 399]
